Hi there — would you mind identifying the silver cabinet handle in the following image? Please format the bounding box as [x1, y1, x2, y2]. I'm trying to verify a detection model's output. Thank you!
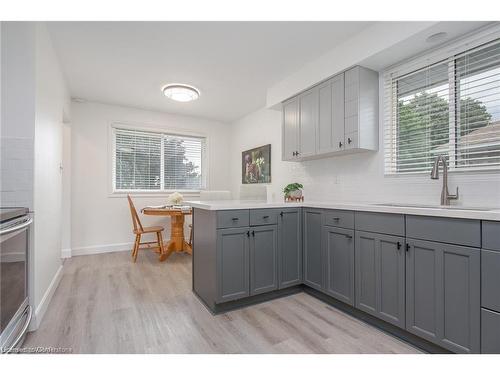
[0, 217, 33, 236]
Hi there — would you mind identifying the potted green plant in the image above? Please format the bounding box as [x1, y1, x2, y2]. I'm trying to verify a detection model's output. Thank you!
[283, 183, 303, 199]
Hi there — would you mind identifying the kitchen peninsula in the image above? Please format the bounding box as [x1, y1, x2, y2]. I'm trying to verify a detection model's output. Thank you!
[189, 200, 500, 354]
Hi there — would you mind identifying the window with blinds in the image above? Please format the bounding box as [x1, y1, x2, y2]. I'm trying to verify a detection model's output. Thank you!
[113, 127, 206, 191]
[384, 39, 500, 174]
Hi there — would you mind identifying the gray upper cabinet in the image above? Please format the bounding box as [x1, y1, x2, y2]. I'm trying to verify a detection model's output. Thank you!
[323, 225, 355, 306]
[317, 81, 333, 154]
[216, 227, 250, 303]
[303, 209, 324, 290]
[281, 65, 378, 161]
[317, 74, 345, 154]
[282, 97, 299, 161]
[406, 239, 480, 354]
[250, 225, 278, 296]
[355, 231, 405, 328]
[278, 208, 302, 289]
[331, 74, 345, 152]
[298, 89, 318, 158]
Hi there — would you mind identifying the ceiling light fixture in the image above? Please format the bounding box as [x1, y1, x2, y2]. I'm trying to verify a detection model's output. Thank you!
[162, 84, 200, 102]
[426, 32, 448, 44]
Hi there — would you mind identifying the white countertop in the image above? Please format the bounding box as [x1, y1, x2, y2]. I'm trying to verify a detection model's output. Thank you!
[186, 200, 500, 221]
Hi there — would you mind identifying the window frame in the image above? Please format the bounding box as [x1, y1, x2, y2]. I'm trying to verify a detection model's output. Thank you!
[384, 25, 500, 176]
[108, 122, 209, 197]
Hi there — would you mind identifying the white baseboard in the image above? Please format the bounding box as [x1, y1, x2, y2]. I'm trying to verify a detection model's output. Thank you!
[70, 242, 133, 257]
[29, 264, 64, 331]
[61, 248, 72, 259]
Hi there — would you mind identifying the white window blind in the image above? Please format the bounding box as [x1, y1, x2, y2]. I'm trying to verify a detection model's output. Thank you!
[384, 39, 500, 174]
[113, 127, 205, 191]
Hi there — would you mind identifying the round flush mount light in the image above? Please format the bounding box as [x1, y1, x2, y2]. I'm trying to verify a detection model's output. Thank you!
[426, 32, 448, 44]
[162, 83, 200, 102]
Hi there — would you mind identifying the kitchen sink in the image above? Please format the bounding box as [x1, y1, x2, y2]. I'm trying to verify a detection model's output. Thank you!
[373, 203, 495, 211]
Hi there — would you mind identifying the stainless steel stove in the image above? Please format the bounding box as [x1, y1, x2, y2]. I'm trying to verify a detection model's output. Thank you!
[0, 207, 32, 353]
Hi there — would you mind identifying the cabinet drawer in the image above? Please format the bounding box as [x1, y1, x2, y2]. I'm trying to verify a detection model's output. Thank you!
[482, 221, 500, 251]
[216, 210, 249, 229]
[250, 209, 279, 226]
[481, 249, 500, 311]
[323, 209, 354, 229]
[355, 212, 405, 236]
[482, 308, 500, 353]
[406, 215, 480, 247]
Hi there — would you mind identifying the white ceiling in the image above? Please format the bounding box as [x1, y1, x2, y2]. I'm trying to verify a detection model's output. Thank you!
[47, 21, 375, 122]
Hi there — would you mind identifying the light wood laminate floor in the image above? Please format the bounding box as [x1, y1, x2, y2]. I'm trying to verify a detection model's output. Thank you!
[24, 251, 421, 354]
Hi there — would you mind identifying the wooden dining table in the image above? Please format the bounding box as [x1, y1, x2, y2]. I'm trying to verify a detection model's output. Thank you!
[141, 206, 192, 261]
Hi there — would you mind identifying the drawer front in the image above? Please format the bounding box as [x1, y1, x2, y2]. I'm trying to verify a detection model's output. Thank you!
[482, 308, 500, 353]
[323, 209, 354, 229]
[406, 215, 480, 247]
[482, 221, 500, 251]
[216, 210, 249, 229]
[250, 209, 279, 226]
[481, 249, 500, 312]
[355, 211, 405, 236]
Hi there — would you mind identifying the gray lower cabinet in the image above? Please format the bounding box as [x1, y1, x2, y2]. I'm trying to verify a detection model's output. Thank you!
[481, 249, 500, 312]
[303, 209, 323, 290]
[323, 225, 354, 305]
[216, 227, 250, 303]
[481, 308, 500, 353]
[355, 231, 405, 328]
[278, 209, 302, 289]
[406, 239, 480, 353]
[250, 225, 278, 296]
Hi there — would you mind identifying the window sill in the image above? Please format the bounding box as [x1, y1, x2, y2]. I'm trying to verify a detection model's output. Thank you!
[108, 190, 203, 198]
[384, 167, 500, 180]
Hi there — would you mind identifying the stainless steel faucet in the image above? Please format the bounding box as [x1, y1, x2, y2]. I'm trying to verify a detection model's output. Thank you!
[430, 155, 459, 206]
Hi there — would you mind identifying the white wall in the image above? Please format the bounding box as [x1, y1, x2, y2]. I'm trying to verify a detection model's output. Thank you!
[1, 22, 69, 329]
[231, 77, 500, 207]
[31, 23, 70, 327]
[69, 101, 232, 255]
[266, 22, 436, 108]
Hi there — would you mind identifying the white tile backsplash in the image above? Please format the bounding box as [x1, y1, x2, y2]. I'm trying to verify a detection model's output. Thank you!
[0, 136, 34, 208]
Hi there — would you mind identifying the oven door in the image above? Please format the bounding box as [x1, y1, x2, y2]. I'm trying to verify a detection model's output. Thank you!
[0, 215, 32, 353]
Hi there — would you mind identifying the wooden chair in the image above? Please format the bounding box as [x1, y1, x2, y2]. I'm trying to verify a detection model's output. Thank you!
[127, 195, 166, 262]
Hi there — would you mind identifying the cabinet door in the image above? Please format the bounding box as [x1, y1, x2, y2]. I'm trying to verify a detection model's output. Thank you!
[323, 226, 354, 305]
[378, 234, 405, 328]
[331, 73, 345, 152]
[355, 231, 406, 328]
[303, 209, 323, 290]
[482, 308, 500, 353]
[282, 98, 299, 161]
[406, 239, 480, 353]
[216, 227, 250, 303]
[355, 232, 378, 315]
[317, 81, 333, 154]
[344, 67, 359, 135]
[278, 209, 302, 289]
[250, 225, 278, 296]
[298, 89, 317, 158]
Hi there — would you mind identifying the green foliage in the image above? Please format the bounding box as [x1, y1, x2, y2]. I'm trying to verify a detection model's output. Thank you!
[163, 137, 200, 189]
[283, 182, 303, 197]
[397, 92, 491, 172]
